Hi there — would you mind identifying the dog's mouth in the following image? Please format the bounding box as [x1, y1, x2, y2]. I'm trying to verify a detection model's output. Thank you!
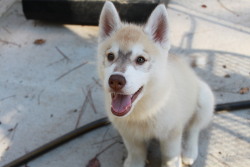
[111, 87, 143, 117]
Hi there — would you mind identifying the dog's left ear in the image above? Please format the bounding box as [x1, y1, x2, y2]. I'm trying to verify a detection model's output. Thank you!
[144, 4, 170, 50]
[99, 1, 121, 42]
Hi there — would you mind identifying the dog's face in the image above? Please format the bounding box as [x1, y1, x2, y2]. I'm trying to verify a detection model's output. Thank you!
[97, 2, 170, 117]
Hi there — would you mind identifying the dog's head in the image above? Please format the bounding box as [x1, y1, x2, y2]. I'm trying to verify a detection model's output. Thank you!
[97, 1, 170, 117]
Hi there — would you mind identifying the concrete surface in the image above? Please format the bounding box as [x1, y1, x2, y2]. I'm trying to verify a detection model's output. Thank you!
[0, 0, 249, 167]
[0, 0, 16, 17]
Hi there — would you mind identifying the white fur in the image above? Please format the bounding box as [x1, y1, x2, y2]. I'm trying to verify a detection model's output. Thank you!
[98, 2, 214, 167]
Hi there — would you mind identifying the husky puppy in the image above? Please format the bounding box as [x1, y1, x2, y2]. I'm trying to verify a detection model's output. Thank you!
[97, 2, 214, 167]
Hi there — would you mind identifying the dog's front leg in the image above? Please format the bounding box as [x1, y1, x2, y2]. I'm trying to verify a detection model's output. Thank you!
[160, 130, 182, 167]
[122, 137, 147, 167]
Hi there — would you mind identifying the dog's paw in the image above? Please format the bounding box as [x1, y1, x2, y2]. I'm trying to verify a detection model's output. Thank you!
[182, 157, 194, 166]
[162, 157, 182, 167]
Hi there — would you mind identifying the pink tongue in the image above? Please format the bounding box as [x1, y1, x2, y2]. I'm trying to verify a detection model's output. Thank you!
[112, 94, 132, 113]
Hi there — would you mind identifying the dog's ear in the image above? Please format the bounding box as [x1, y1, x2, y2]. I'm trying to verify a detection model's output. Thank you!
[144, 4, 170, 50]
[99, 1, 121, 42]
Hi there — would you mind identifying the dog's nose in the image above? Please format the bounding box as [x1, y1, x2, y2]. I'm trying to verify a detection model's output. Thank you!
[109, 74, 126, 91]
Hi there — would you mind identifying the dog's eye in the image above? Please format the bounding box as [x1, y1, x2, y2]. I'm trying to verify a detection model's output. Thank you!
[107, 53, 115, 62]
[136, 56, 146, 65]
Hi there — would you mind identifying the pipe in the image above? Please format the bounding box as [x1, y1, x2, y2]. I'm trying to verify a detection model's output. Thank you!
[3, 101, 250, 167]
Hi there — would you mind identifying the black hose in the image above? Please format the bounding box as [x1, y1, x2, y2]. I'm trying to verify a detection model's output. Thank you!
[2, 117, 110, 167]
[215, 100, 250, 112]
[2, 101, 250, 167]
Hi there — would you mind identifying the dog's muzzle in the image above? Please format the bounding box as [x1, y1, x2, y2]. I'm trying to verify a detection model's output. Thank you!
[108, 74, 143, 117]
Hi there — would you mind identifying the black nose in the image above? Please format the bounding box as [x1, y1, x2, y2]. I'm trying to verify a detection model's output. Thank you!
[109, 74, 126, 91]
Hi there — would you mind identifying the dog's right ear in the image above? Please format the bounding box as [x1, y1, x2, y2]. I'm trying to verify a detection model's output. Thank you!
[99, 1, 121, 42]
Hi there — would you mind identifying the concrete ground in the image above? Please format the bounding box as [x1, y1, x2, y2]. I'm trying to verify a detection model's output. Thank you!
[0, 0, 249, 167]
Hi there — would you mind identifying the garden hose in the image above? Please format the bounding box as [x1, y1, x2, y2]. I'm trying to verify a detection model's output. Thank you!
[2, 100, 250, 167]
[2, 118, 110, 167]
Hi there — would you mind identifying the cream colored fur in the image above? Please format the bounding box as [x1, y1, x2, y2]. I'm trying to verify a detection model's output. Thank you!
[97, 2, 214, 167]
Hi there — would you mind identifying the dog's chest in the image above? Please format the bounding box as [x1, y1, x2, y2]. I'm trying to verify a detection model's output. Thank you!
[114, 118, 157, 140]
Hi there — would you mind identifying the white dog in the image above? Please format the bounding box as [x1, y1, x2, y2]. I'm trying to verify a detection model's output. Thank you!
[97, 2, 214, 167]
